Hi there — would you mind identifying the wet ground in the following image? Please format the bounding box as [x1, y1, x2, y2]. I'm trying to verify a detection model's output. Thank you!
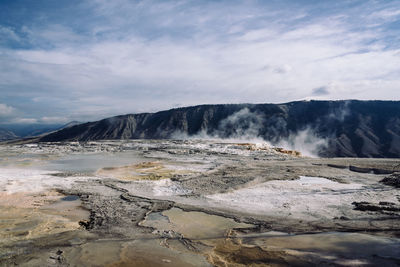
[0, 140, 399, 266]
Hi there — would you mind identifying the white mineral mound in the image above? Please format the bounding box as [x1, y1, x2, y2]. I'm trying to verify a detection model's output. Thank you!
[206, 176, 385, 220]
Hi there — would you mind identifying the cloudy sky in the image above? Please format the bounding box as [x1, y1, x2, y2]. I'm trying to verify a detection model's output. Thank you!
[0, 0, 399, 124]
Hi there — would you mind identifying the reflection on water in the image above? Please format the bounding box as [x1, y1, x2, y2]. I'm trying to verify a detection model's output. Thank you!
[61, 195, 80, 201]
[238, 231, 400, 266]
[0, 149, 147, 174]
[142, 208, 400, 266]
[0, 152, 53, 168]
[63, 238, 212, 267]
[1, 141, 400, 266]
[43, 151, 147, 173]
[0, 195, 89, 250]
[142, 207, 253, 240]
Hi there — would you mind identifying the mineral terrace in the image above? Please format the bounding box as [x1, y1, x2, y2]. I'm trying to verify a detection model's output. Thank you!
[0, 140, 399, 266]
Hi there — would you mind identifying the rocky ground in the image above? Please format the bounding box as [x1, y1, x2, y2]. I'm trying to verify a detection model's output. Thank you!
[0, 140, 399, 266]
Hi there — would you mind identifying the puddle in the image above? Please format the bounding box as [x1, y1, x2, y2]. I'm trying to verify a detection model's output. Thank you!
[96, 161, 191, 181]
[0, 199, 88, 245]
[61, 195, 79, 201]
[142, 207, 254, 240]
[246, 231, 400, 256]
[63, 239, 212, 267]
[43, 151, 147, 173]
[0, 151, 54, 168]
[141, 207, 256, 266]
[204, 231, 400, 267]
[234, 231, 400, 266]
[141, 211, 170, 228]
[40, 197, 89, 222]
[141, 207, 400, 266]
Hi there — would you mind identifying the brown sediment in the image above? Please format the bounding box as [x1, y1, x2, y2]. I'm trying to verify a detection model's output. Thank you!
[0, 191, 62, 209]
[110, 239, 211, 267]
[141, 207, 400, 266]
[206, 238, 300, 267]
[235, 143, 259, 150]
[141, 208, 314, 266]
[141, 208, 293, 266]
[0, 191, 89, 247]
[234, 143, 272, 152]
[96, 161, 190, 181]
[273, 147, 302, 157]
[0, 206, 82, 242]
[1, 140, 400, 266]
[143, 207, 253, 240]
[61, 239, 211, 267]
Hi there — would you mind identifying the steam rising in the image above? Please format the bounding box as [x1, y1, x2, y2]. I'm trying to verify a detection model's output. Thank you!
[274, 128, 328, 157]
[218, 108, 266, 142]
[328, 100, 350, 122]
[172, 108, 330, 157]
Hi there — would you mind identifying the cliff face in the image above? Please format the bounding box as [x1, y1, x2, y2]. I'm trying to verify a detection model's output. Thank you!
[39, 100, 400, 158]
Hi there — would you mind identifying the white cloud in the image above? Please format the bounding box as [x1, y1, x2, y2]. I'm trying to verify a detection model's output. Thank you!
[0, 103, 16, 117]
[40, 116, 69, 124]
[0, 0, 399, 122]
[15, 50, 89, 65]
[369, 8, 400, 22]
[12, 118, 38, 124]
[0, 26, 20, 43]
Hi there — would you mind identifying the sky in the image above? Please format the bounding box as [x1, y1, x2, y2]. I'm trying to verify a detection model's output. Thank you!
[0, 0, 399, 124]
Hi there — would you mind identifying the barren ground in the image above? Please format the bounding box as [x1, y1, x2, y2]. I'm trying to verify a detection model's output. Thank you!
[0, 140, 399, 266]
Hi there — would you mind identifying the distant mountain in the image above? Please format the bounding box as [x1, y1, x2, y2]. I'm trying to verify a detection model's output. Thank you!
[0, 124, 64, 138]
[39, 100, 400, 158]
[0, 129, 18, 141]
[0, 121, 82, 141]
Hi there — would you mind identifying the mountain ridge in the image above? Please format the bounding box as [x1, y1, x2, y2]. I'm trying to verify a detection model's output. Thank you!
[0, 129, 18, 141]
[38, 100, 400, 158]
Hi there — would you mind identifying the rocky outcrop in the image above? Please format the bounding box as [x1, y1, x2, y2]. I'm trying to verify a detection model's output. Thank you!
[39, 100, 400, 158]
[352, 201, 400, 214]
[380, 173, 400, 188]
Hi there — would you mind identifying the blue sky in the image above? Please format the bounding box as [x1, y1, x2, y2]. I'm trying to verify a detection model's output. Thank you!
[0, 0, 399, 124]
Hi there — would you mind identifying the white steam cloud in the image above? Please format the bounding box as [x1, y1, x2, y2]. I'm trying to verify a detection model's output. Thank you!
[274, 127, 328, 157]
[217, 108, 266, 142]
[172, 108, 330, 157]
